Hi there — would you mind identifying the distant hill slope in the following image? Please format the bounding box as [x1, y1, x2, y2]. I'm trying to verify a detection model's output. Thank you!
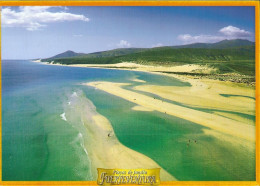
[171, 39, 255, 49]
[77, 48, 147, 58]
[43, 39, 255, 76]
[48, 50, 86, 59]
[49, 45, 254, 64]
[209, 39, 254, 49]
[45, 48, 147, 61]
[119, 46, 254, 63]
[48, 50, 85, 59]
[45, 39, 254, 61]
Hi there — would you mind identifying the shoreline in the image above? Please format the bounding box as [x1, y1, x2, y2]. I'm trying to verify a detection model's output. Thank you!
[64, 91, 176, 181]
[85, 81, 255, 142]
[34, 60, 255, 121]
[34, 60, 256, 139]
[33, 60, 255, 180]
[33, 60, 255, 119]
[32, 60, 255, 88]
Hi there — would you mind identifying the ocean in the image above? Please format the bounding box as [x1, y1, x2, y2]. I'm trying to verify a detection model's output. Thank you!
[1, 60, 255, 181]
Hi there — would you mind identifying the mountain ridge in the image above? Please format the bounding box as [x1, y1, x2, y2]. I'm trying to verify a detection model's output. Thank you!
[48, 50, 86, 59]
[44, 39, 255, 60]
[170, 39, 254, 49]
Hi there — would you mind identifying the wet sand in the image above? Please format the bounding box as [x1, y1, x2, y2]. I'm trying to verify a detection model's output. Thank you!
[65, 91, 176, 181]
[85, 81, 255, 142]
[133, 78, 255, 116]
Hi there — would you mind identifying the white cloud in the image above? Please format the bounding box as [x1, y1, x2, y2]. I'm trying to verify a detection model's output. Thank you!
[152, 43, 163, 48]
[178, 25, 253, 44]
[117, 40, 131, 48]
[178, 34, 225, 44]
[2, 6, 89, 31]
[219, 25, 251, 37]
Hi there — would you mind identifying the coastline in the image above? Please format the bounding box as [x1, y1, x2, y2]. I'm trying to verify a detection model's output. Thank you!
[32, 60, 255, 180]
[65, 62, 255, 141]
[35, 60, 256, 130]
[35, 61, 256, 136]
[85, 81, 255, 142]
[33, 60, 255, 86]
[64, 91, 176, 181]
[34, 60, 255, 115]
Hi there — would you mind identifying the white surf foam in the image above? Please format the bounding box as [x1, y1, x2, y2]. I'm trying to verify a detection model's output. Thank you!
[60, 112, 67, 121]
[70, 133, 89, 156]
[71, 92, 78, 97]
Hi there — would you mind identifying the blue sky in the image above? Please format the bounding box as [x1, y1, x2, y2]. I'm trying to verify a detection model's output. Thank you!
[1, 6, 255, 59]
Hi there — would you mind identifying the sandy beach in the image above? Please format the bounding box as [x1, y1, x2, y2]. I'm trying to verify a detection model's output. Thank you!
[28, 60, 256, 180]
[40, 60, 255, 175]
[39, 60, 255, 141]
[134, 79, 255, 116]
[54, 62, 217, 75]
[64, 91, 176, 181]
[85, 79, 255, 142]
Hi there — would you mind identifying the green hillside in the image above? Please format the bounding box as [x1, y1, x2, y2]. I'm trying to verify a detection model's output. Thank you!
[48, 50, 86, 59]
[113, 46, 255, 64]
[208, 39, 254, 49]
[45, 39, 254, 61]
[45, 48, 147, 61]
[171, 39, 254, 49]
[48, 46, 255, 64]
[44, 39, 255, 76]
[76, 48, 147, 58]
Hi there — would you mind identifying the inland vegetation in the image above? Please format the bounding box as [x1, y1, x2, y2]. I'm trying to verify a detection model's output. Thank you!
[44, 39, 255, 84]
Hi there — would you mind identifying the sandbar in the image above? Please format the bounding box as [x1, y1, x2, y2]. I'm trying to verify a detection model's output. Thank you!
[85, 81, 255, 142]
[64, 91, 176, 181]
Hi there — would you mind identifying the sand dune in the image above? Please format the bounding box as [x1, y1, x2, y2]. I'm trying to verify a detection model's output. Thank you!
[65, 62, 216, 74]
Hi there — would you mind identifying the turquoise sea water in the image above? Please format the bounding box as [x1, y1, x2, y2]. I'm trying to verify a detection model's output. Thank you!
[2, 60, 255, 181]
